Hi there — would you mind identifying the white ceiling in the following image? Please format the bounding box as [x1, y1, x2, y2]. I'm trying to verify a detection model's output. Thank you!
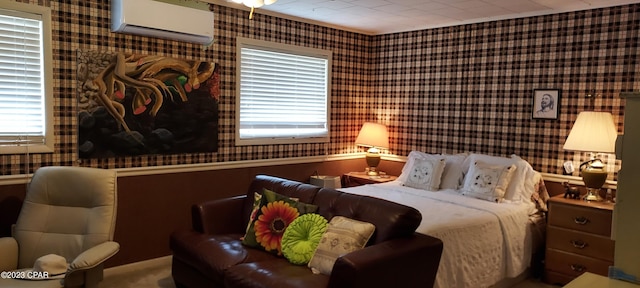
[204, 0, 640, 35]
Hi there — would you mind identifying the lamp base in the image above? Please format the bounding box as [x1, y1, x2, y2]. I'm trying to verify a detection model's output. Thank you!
[365, 149, 381, 176]
[583, 188, 603, 202]
[366, 168, 379, 176]
[580, 160, 607, 202]
[582, 168, 608, 189]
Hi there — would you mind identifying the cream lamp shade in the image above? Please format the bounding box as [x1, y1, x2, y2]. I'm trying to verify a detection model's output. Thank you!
[563, 111, 617, 153]
[355, 122, 389, 176]
[563, 111, 617, 201]
[355, 122, 389, 149]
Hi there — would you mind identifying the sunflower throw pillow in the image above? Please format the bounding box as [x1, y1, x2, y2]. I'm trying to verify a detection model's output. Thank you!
[242, 189, 318, 255]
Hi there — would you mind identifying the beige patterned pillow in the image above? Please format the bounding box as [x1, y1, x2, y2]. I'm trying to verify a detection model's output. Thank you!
[403, 158, 446, 191]
[461, 161, 516, 203]
[307, 216, 376, 275]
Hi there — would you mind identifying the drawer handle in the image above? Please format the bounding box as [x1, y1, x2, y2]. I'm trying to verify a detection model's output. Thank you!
[570, 264, 586, 273]
[574, 216, 590, 225]
[570, 239, 588, 249]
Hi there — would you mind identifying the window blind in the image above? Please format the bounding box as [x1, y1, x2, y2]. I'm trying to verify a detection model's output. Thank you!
[238, 44, 329, 142]
[0, 9, 45, 145]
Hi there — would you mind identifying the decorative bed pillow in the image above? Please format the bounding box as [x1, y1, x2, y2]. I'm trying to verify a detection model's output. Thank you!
[403, 158, 446, 191]
[461, 161, 516, 203]
[462, 153, 538, 202]
[397, 151, 426, 183]
[281, 213, 328, 265]
[308, 216, 375, 275]
[242, 189, 318, 255]
[398, 151, 446, 188]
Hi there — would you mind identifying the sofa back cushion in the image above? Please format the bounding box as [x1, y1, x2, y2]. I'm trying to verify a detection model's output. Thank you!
[312, 188, 422, 245]
[243, 175, 322, 228]
[244, 175, 422, 245]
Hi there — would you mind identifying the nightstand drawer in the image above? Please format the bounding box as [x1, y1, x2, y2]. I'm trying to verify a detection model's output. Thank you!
[545, 249, 612, 277]
[547, 226, 614, 261]
[548, 202, 612, 237]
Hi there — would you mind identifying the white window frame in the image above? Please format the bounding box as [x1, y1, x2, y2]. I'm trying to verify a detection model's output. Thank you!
[235, 37, 331, 146]
[0, 2, 53, 154]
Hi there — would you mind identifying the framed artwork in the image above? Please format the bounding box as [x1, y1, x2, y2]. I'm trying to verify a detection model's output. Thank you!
[532, 89, 560, 120]
[77, 50, 220, 158]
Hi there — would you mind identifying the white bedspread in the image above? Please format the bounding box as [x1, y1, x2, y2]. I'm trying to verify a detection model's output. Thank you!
[340, 181, 533, 288]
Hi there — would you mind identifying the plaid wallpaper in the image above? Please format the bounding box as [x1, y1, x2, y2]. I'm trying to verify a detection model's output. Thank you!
[0, 0, 638, 179]
[372, 5, 640, 178]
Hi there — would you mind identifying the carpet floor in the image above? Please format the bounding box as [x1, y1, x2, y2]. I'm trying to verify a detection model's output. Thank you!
[101, 256, 175, 288]
[100, 256, 560, 288]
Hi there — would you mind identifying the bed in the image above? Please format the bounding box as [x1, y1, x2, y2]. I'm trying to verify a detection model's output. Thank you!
[340, 151, 549, 288]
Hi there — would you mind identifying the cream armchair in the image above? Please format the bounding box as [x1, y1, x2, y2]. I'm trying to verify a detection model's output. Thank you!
[0, 166, 119, 288]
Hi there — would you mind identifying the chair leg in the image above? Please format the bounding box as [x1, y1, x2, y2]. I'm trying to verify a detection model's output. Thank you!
[64, 265, 104, 288]
[82, 266, 104, 288]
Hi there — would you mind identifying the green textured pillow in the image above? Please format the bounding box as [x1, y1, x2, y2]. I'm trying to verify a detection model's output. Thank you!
[242, 189, 318, 255]
[281, 213, 328, 265]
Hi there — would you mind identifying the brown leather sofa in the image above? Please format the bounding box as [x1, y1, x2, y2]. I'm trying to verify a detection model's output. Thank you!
[170, 175, 443, 288]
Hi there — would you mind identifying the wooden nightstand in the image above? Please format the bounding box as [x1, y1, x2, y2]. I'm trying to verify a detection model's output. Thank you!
[544, 194, 615, 285]
[342, 172, 397, 187]
[564, 272, 640, 288]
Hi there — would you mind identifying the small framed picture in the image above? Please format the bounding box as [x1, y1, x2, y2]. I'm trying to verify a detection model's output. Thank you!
[532, 89, 560, 120]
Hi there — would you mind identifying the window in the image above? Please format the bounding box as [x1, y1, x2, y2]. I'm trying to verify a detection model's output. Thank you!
[236, 37, 331, 145]
[0, 2, 53, 154]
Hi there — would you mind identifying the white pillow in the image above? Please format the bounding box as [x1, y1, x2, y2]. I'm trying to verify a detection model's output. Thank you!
[509, 155, 538, 202]
[462, 153, 514, 172]
[462, 153, 536, 202]
[397, 151, 444, 184]
[399, 151, 468, 190]
[439, 153, 468, 190]
[403, 158, 446, 191]
[461, 161, 516, 203]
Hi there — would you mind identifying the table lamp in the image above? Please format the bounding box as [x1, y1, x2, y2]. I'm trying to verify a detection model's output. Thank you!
[563, 111, 618, 201]
[355, 122, 389, 176]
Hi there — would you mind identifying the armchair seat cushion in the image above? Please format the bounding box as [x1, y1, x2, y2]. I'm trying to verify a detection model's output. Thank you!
[224, 260, 329, 288]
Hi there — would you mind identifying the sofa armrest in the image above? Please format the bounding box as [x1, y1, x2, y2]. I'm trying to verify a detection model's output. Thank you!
[192, 195, 247, 235]
[0, 237, 18, 271]
[328, 233, 443, 288]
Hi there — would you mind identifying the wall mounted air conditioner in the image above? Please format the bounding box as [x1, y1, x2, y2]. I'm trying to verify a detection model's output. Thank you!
[111, 0, 214, 45]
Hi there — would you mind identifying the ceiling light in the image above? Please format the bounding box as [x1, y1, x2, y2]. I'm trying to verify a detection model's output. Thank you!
[231, 0, 277, 19]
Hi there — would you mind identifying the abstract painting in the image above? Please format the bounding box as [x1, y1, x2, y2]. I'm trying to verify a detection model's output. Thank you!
[77, 50, 219, 158]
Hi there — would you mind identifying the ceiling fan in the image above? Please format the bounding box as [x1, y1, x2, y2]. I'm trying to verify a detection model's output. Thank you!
[231, 0, 276, 19]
